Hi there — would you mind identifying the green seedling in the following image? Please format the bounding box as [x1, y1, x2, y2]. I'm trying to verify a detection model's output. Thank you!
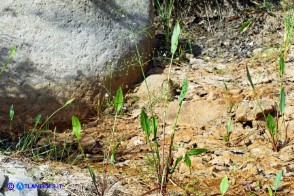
[240, 19, 254, 33]
[223, 82, 235, 143]
[16, 114, 41, 152]
[110, 86, 123, 163]
[0, 46, 16, 75]
[246, 57, 287, 152]
[220, 176, 229, 196]
[268, 170, 283, 196]
[9, 105, 14, 131]
[138, 22, 207, 195]
[72, 115, 81, 140]
[170, 148, 207, 176]
[88, 166, 100, 195]
[72, 115, 85, 160]
[22, 98, 75, 152]
[100, 87, 124, 196]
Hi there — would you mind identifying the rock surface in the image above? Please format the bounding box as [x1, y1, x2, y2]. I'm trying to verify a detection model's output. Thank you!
[0, 153, 147, 196]
[136, 74, 175, 105]
[0, 0, 153, 131]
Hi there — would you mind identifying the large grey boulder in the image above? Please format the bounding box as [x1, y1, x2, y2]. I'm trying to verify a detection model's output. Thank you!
[0, 0, 153, 131]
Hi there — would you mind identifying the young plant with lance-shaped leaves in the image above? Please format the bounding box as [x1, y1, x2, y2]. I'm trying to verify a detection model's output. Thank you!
[246, 55, 287, 152]
[268, 170, 283, 196]
[223, 82, 235, 143]
[220, 176, 229, 196]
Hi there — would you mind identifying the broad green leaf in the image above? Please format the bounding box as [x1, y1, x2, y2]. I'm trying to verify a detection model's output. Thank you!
[273, 170, 283, 191]
[184, 154, 191, 168]
[187, 148, 208, 156]
[140, 109, 150, 137]
[88, 166, 96, 184]
[151, 115, 158, 138]
[279, 56, 285, 77]
[220, 176, 229, 196]
[34, 114, 41, 128]
[280, 87, 285, 115]
[170, 156, 183, 174]
[171, 21, 181, 55]
[64, 98, 75, 106]
[266, 114, 276, 136]
[113, 87, 123, 113]
[246, 65, 255, 91]
[72, 115, 81, 140]
[268, 186, 273, 196]
[9, 105, 14, 122]
[179, 78, 188, 104]
[239, 19, 253, 32]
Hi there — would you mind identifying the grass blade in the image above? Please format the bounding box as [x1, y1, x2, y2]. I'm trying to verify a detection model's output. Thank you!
[64, 98, 75, 106]
[9, 105, 14, 122]
[246, 65, 255, 91]
[280, 87, 285, 115]
[187, 148, 207, 156]
[170, 156, 183, 175]
[88, 166, 96, 184]
[279, 56, 285, 77]
[240, 19, 253, 32]
[151, 115, 158, 138]
[223, 81, 228, 91]
[220, 176, 229, 196]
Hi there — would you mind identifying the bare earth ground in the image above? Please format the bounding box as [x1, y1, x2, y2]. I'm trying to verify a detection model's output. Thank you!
[1, 6, 293, 196]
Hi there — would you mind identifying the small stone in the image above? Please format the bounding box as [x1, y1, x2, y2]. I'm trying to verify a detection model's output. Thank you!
[214, 63, 227, 70]
[81, 136, 96, 153]
[236, 99, 275, 122]
[190, 58, 204, 65]
[185, 53, 194, 59]
[137, 74, 175, 103]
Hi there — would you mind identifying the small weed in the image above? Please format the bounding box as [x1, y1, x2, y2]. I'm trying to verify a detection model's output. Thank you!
[14, 98, 75, 156]
[139, 22, 207, 195]
[268, 170, 283, 196]
[223, 82, 235, 143]
[88, 87, 124, 196]
[0, 46, 16, 75]
[72, 115, 85, 159]
[246, 57, 287, 152]
[88, 166, 100, 195]
[220, 176, 229, 196]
